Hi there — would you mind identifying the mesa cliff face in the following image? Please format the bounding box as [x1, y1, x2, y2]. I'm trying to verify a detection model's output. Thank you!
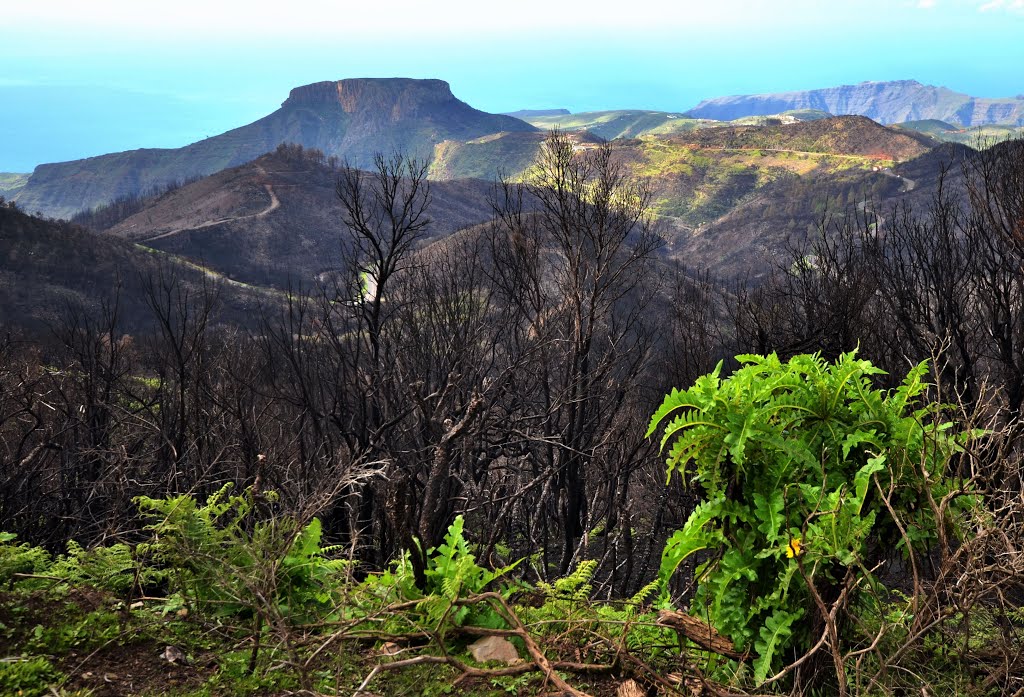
[17, 78, 535, 219]
[687, 80, 1024, 127]
[284, 78, 457, 117]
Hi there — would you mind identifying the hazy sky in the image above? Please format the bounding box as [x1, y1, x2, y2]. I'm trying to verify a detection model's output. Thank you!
[2, 0, 1023, 171]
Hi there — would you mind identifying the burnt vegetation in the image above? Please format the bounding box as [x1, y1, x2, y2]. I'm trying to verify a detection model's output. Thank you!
[3, 132, 1024, 694]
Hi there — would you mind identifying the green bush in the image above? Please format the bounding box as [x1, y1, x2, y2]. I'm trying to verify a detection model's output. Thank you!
[0, 656, 61, 697]
[136, 484, 348, 622]
[0, 532, 51, 584]
[647, 351, 975, 684]
[49, 540, 140, 595]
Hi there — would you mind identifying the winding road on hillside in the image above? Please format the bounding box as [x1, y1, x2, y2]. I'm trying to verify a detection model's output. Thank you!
[142, 166, 280, 243]
[857, 170, 916, 233]
[133, 243, 285, 297]
[705, 145, 902, 163]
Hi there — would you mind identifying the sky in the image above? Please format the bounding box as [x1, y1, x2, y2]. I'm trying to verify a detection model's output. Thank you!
[2, 0, 1023, 172]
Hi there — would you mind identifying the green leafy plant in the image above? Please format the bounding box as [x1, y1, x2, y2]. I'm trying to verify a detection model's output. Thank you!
[647, 351, 974, 684]
[526, 559, 598, 635]
[48, 540, 143, 595]
[0, 656, 61, 697]
[417, 515, 521, 629]
[25, 605, 123, 654]
[0, 532, 51, 584]
[521, 561, 671, 658]
[136, 484, 348, 622]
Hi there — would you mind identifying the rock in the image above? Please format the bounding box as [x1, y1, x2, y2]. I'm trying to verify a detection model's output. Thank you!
[160, 645, 188, 665]
[467, 635, 521, 665]
[378, 641, 403, 656]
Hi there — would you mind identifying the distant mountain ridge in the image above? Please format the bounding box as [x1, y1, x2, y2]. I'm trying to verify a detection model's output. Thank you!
[502, 109, 571, 118]
[16, 78, 536, 219]
[686, 80, 1024, 127]
[520, 108, 831, 141]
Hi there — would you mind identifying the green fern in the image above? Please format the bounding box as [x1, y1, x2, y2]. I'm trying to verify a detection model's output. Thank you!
[527, 560, 598, 636]
[136, 484, 345, 622]
[0, 532, 51, 584]
[537, 558, 596, 601]
[626, 578, 661, 614]
[648, 350, 976, 686]
[418, 515, 522, 629]
[49, 541, 145, 595]
[526, 561, 673, 658]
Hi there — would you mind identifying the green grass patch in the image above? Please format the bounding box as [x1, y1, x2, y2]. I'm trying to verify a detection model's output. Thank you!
[0, 172, 29, 199]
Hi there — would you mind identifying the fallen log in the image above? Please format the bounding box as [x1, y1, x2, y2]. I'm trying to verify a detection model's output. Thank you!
[656, 610, 747, 661]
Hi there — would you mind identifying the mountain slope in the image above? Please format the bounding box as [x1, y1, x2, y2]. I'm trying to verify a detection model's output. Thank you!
[668, 139, 976, 280]
[523, 109, 831, 140]
[98, 148, 498, 288]
[502, 108, 570, 118]
[17, 78, 536, 219]
[896, 120, 1024, 146]
[687, 80, 1024, 128]
[425, 116, 936, 232]
[523, 110, 710, 140]
[0, 173, 28, 201]
[0, 205, 262, 332]
[429, 132, 546, 181]
[666, 115, 937, 160]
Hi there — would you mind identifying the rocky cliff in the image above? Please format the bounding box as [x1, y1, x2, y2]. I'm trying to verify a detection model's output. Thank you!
[686, 80, 1024, 127]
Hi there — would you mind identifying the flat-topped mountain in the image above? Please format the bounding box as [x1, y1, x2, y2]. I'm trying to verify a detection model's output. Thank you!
[279, 78, 533, 145]
[16, 78, 536, 219]
[502, 108, 571, 118]
[687, 80, 1024, 127]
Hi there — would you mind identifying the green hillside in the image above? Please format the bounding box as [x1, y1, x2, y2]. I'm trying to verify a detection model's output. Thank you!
[896, 119, 958, 135]
[0, 172, 29, 200]
[523, 110, 713, 139]
[429, 131, 544, 181]
[896, 120, 1024, 146]
[524, 109, 832, 140]
[627, 134, 905, 226]
[727, 109, 832, 125]
[668, 115, 936, 161]
[426, 117, 934, 232]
